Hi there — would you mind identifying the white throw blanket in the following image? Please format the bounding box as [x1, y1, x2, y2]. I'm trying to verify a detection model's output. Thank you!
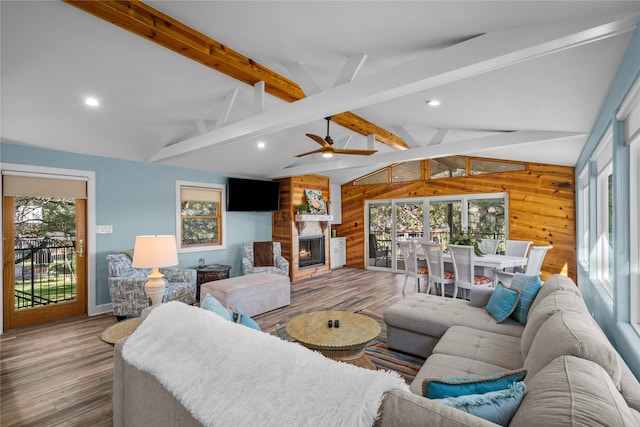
[122, 302, 409, 427]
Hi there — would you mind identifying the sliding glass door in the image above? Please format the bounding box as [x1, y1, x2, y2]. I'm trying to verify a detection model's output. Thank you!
[366, 193, 507, 271]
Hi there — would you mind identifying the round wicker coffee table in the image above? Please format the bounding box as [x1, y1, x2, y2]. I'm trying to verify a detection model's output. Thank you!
[285, 310, 381, 369]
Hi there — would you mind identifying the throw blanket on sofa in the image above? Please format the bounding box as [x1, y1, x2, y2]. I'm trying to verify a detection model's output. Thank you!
[122, 302, 408, 427]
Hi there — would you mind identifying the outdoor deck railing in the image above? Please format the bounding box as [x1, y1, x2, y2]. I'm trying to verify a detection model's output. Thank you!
[13, 239, 77, 310]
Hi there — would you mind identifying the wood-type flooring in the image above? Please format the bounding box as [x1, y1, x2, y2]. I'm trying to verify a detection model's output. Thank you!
[0, 267, 408, 426]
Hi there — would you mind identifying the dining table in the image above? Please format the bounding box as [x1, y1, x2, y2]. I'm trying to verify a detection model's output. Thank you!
[442, 253, 528, 284]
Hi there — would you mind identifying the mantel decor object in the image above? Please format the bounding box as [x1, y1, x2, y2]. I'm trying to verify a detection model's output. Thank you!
[305, 189, 327, 214]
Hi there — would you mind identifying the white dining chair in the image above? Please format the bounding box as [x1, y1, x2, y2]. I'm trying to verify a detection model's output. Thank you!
[419, 242, 454, 297]
[478, 238, 500, 255]
[398, 240, 429, 295]
[494, 245, 553, 287]
[448, 245, 493, 299]
[505, 239, 533, 271]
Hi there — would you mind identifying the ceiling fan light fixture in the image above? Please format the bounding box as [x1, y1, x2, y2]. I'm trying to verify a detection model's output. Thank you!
[322, 150, 334, 158]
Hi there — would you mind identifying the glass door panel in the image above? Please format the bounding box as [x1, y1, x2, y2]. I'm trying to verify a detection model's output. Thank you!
[428, 200, 462, 249]
[395, 202, 425, 269]
[367, 202, 392, 269]
[468, 197, 506, 252]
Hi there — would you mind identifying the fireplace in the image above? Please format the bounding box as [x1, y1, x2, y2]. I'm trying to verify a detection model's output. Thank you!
[298, 235, 325, 268]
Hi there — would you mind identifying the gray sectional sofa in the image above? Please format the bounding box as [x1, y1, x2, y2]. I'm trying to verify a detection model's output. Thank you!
[112, 274, 640, 426]
[383, 274, 640, 425]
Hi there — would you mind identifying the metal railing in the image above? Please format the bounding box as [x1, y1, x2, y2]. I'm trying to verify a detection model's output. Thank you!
[13, 238, 77, 310]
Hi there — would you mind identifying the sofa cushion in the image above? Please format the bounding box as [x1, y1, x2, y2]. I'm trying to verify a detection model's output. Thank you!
[509, 273, 542, 324]
[433, 381, 525, 427]
[432, 326, 523, 371]
[383, 293, 524, 341]
[485, 283, 520, 323]
[423, 368, 526, 398]
[528, 273, 581, 316]
[523, 310, 621, 388]
[512, 356, 637, 426]
[410, 354, 519, 396]
[521, 289, 588, 359]
[200, 293, 232, 321]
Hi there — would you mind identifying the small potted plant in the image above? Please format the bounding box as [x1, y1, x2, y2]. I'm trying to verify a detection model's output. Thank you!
[450, 230, 484, 256]
[297, 204, 309, 215]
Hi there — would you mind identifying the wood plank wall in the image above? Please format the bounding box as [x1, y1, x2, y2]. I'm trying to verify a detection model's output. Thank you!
[333, 162, 576, 281]
[273, 174, 331, 281]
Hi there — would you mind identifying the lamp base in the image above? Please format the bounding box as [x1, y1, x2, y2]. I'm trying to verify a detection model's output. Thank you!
[145, 268, 166, 306]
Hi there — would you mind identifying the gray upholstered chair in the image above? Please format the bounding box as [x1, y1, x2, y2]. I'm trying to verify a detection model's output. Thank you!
[106, 253, 196, 318]
[242, 242, 289, 276]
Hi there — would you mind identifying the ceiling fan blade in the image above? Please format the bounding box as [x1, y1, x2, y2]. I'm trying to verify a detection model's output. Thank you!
[332, 148, 378, 156]
[295, 148, 327, 158]
[305, 133, 332, 148]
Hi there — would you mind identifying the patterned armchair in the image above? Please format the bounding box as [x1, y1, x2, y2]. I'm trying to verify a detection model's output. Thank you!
[106, 253, 197, 318]
[242, 242, 289, 276]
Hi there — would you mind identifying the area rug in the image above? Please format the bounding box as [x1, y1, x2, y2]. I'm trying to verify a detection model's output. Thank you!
[359, 310, 425, 384]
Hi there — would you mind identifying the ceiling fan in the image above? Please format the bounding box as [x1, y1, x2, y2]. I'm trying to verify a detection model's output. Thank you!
[296, 117, 378, 158]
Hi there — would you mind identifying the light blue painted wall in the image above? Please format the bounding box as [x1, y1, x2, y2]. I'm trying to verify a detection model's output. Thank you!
[575, 24, 640, 378]
[1, 142, 273, 306]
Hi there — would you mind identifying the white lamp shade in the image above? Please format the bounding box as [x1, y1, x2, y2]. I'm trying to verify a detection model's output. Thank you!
[132, 235, 179, 268]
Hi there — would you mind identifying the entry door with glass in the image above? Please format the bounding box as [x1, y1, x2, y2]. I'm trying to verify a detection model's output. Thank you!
[2, 175, 87, 330]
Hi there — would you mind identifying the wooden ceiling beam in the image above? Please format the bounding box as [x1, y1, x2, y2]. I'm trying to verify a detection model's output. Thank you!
[62, 0, 408, 150]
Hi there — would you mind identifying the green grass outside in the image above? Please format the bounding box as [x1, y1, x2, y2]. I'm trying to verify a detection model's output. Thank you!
[14, 276, 76, 308]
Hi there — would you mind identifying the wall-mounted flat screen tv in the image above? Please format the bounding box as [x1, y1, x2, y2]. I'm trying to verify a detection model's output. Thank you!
[227, 177, 280, 212]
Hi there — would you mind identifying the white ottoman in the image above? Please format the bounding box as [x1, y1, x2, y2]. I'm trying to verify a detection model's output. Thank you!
[200, 273, 290, 317]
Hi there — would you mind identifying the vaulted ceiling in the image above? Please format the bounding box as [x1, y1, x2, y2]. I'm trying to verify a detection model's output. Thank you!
[2, 1, 640, 184]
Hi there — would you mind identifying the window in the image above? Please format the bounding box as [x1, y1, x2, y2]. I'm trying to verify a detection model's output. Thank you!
[631, 139, 640, 329]
[176, 181, 226, 253]
[592, 129, 613, 295]
[430, 157, 466, 179]
[391, 161, 421, 182]
[470, 159, 526, 175]
[578, 166, 590, 267]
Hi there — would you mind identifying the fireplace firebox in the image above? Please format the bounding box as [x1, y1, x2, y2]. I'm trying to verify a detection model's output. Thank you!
[298, 235, 325, 268]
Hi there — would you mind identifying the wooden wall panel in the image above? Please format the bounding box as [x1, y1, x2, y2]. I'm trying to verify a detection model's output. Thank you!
[333, 163, 576, 281]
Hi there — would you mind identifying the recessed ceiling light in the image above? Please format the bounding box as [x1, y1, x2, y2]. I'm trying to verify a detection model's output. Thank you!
[85, 97, 99, 107]
[426, 100, 440, 107]
[257, 141, 265, 149]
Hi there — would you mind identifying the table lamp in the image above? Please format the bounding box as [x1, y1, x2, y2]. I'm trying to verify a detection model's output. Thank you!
[132, 235, 179, 306]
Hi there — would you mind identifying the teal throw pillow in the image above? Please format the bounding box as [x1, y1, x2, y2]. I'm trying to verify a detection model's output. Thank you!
[201, 293, 232, 322]
[433, 381, 525, 426]
[232, 307, 261, 331]
[423, 368, 527, 399]
[509, 274, 542, 324]
[485, 283, 521, 323]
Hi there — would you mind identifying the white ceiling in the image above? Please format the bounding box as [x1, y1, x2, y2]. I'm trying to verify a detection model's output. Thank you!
[2, 1, 640, 184]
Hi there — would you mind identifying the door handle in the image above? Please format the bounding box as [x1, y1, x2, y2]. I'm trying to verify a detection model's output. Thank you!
[78, 239, 84, 258]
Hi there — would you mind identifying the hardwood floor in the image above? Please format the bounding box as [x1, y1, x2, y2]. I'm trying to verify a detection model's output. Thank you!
[1, 268, 408, 426]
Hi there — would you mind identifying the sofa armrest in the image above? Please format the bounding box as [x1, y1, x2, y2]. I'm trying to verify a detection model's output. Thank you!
[242, 257, 253, 274]
[275, 256, 289, 276]
[375, 389, 498, 426]
[160, 268, 196, 283]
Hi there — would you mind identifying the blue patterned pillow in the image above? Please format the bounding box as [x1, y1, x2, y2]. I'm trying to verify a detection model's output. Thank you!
[232, 307, 261, 331]
[486, 283, 521, 323]
[201, 293, 232, 321]
[423, 369, 527, 399]
[509, 274, 542, 324]
[433, 381, 526, 426]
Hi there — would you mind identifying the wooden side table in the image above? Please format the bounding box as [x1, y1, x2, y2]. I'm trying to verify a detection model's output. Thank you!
[194, 264, 232, 301]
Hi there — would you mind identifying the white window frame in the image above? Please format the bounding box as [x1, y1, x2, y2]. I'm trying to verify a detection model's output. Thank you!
[578, 166, 590, 268]
[618, 76, 640, 333]
[592, 128, 613, 296]
[175, 180, 227, 253]
[630, 139, 640, 332]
